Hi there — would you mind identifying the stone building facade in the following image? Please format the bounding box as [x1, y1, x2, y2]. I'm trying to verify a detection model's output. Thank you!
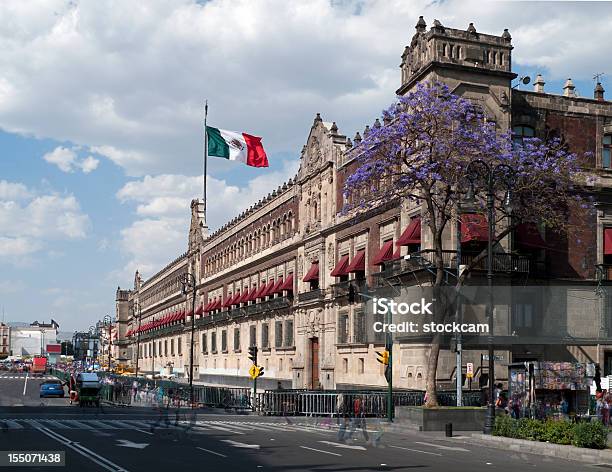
[116, 17, 612, 390]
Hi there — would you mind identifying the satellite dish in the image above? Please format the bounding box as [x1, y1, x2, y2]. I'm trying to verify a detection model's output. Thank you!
[522, 76, 531, 85]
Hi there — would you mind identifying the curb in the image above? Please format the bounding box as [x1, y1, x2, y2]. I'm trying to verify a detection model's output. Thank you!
[468, 433, 610, 464]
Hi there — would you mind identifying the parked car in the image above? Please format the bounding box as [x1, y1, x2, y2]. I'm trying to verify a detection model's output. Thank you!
[40, 380, 65, 398]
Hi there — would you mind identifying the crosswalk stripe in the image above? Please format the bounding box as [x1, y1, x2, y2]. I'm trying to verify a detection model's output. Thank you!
[62, 420, 95, 430]
[3, 420, 23, 429]
[89, 420, 118, 430]
[195, 422, 244, 434]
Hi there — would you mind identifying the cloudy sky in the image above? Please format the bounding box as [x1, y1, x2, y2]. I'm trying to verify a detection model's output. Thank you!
[0, 0, 610, 330]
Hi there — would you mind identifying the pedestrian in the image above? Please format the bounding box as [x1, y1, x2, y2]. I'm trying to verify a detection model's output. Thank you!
[596, 392, 604, 423]
[602, 390, 610, 426]
[132, 380, 138, 402]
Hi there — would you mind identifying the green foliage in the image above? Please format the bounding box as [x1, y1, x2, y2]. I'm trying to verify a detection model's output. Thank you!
[493, 414, 608, 450]
[516, 418, 546, 441]
[571, 421, 608, 450]
[541, 420, 574, 445]
[493, 414, 518, 438]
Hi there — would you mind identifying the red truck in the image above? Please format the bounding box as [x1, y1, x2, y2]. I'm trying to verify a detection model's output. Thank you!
[31, 356, 48, 376]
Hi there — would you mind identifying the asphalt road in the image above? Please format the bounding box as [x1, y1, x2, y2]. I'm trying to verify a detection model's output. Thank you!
[0, 373, 67, 407]
[0, 375, 603, 471]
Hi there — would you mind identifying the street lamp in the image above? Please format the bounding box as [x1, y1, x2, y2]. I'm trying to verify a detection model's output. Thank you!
[181, 272, 197, 409]
[103, 314, 113, 372]
[134, 301, 142, 379]
[464, 159, 515, 434]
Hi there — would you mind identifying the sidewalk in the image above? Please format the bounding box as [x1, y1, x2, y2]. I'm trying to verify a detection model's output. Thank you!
[464, 433, 610, 464]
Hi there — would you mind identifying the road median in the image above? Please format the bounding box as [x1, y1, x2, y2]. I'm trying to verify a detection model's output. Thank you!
[468, 433, 611, 464]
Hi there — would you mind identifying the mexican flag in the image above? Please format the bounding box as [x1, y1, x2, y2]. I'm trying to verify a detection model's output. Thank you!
[206, 126, 269, 168]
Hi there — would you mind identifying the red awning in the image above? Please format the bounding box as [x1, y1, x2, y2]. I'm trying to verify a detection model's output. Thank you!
[461, 214, 488, 243]
[238, 288, 251, 304]
[253, 283, 267, 299]
[392, 247, 401, 260]
[261, 279, 275, 297]
[204, 301, 213, 312]
[605, 228, 612, 255]
[346, 250, 366, 273]
[229, 291, 241, 306]
[371, 241, 394, 265]
[212, 298, 222, 310]
[303, 262, 319, 282]
[177, 310, 185, 321]
[397, 218, 421, 246]
[222, 294, 234, 308]
[248, 287, 260, 301]
[515, 223, 546, 249]
[330, 255, 350, 277]
[195, 304, 204, 315]
[280, 274, 294, 291]
[270, 277, 284, 295]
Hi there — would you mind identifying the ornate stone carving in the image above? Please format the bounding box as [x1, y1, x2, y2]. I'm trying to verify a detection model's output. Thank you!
[327, 242, 334, 269]
[298, 255, 304, 278]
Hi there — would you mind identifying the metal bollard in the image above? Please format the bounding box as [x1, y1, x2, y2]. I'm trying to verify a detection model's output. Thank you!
[445, 422, 453, 437]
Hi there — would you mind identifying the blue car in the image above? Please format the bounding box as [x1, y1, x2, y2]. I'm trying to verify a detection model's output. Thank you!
[40, 381, 65, 398]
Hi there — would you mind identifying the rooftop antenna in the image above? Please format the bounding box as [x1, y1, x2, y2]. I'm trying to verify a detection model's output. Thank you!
[594, 72, 605, 83]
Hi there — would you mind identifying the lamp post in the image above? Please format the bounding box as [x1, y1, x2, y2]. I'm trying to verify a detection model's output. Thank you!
[181, 272, 197, 409]
[134, 301, 142, 378]
[103, 315, 113, 372]
[88, 325, 95, 368]
[464, 159, 515, 435]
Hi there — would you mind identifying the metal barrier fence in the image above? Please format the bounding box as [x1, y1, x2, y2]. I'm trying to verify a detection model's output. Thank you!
[256, 390, 482, 417]
[49, 368, 482, 414]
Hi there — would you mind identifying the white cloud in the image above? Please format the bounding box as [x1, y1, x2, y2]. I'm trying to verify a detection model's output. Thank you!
[42, 146, 100, 173]
[0, 181, 90, 264]
[42, 146, 77, 172]
[0, 180, 31, 200]
[80, 155, 100, 173]
[1, 1, 608, 177]
[115, 159, 298, 280]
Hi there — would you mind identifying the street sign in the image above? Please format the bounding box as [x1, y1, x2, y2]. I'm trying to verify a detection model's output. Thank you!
[482, 355, 504, 362]
[249, 364, 259, 380]
[466, 362, 474, 379]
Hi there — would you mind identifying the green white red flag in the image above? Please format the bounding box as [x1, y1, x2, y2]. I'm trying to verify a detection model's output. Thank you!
[206, 126, 269, 167]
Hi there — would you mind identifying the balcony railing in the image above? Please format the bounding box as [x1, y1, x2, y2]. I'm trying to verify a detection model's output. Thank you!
[330, 280, 367, 301]
[597, 264, 612, 281]
[297, 289, 325, 303]
[375, 249, 531, 282]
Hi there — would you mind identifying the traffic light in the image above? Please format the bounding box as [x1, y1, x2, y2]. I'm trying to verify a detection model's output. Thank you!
[376, 350, 389, 365]
[248, 345, 258, 365]
[377, 350, 391, 384]
[257, 366, 265, 378]
[595, 363, 602, 391]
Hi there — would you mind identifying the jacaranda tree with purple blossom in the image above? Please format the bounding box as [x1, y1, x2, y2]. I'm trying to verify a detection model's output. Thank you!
[343, 82, 592, 406]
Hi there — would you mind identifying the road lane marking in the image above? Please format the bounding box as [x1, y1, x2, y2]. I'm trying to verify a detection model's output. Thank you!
[63, 419, 95, 429]
[388, 444, 442, 456]
[221, 439, 260, 449]
[35, 425, 130, 472]
[318, 440, 367, 450]
[415, 441, 470, 452]
[2, 420, 23, 429]
[197, 446, 228, 458]
[22, 372, 28, 395]
[299, 446, 342, 457]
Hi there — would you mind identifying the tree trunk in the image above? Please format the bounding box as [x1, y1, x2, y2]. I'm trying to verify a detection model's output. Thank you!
[425, 332, 441, 407]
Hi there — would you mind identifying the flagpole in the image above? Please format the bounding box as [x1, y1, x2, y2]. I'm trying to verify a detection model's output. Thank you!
[203, 100, 208, 224]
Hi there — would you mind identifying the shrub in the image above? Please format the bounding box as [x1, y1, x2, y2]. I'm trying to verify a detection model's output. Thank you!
[493, 414, 517, 438]
[542, 420, 573, 445]
[516, 418, 546, 441]
[571, 421, 608, 450]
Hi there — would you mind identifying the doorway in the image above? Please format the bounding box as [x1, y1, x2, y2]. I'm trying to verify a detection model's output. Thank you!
[310, 337, 320, 389]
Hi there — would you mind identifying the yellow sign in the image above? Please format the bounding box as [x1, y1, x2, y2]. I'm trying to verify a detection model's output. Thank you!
[466, 362, 474, 379]
[249, 364, 259, 380]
